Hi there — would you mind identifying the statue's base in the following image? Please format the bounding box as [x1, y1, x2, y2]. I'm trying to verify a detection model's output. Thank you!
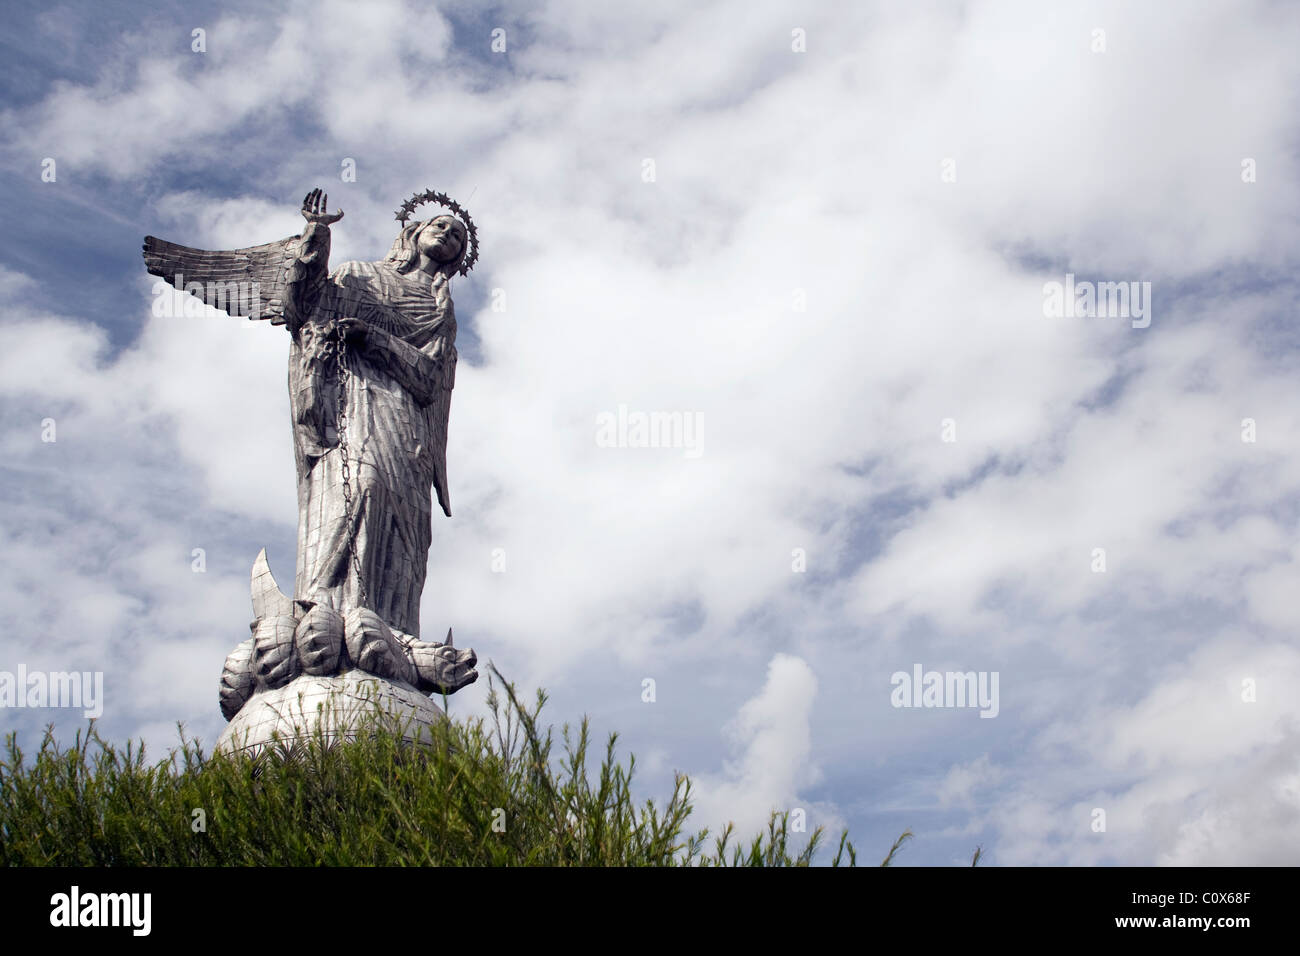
[215, 669, 446, 757]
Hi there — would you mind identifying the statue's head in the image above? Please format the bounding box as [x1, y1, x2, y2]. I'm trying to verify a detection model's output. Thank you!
[387, 189, 479, 279]
[385, 215, 468, 278]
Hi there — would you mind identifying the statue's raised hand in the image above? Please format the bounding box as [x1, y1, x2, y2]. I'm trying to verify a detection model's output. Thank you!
[300, 188, 344, 225]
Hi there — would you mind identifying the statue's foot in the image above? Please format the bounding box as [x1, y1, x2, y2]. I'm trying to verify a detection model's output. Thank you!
[408, 639, 478, 695]
[344, 608, 418, 685]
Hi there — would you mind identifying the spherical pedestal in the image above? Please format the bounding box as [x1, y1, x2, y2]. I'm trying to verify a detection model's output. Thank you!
[215, 669, 446, 757]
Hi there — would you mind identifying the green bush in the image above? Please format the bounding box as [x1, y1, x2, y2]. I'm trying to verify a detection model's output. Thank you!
[0, 664, 938, 867]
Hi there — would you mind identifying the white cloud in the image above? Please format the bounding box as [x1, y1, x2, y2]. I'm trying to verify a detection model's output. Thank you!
[938, 753, 1003, 808]
[687, 654, 830, 843]
[977, 636, 1300, 865]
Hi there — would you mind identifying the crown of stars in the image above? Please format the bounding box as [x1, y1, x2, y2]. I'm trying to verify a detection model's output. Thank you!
[395, 189, 479, 275]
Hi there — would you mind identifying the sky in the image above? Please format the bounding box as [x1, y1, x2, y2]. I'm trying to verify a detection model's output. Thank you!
[1, 0, 1299, 866]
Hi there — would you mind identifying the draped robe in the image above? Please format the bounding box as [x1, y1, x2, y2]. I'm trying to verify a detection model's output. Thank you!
[286, 244, 457, 641]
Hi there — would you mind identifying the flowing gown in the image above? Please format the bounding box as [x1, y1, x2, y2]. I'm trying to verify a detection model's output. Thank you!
[287, 255, 457, 640]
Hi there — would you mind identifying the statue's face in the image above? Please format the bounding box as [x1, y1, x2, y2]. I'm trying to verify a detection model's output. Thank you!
[418, 217, 465, 265]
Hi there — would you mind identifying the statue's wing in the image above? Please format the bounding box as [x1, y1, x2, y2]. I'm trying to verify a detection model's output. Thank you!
[142, 234, 300, 325]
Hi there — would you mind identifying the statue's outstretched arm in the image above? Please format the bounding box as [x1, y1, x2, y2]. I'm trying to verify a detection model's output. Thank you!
[284, 189, 343, 335]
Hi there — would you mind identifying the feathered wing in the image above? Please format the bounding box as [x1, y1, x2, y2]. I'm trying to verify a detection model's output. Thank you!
[142, 234, 301, 324]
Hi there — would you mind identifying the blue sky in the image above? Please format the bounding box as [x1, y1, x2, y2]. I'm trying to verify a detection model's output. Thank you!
[2, 0, 1299, 865]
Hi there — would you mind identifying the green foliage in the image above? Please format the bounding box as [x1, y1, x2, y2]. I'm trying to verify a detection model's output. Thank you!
[0, 665, 912, 867]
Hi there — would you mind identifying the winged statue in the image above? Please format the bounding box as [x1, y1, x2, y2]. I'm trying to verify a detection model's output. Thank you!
[143, 188, 479, 724]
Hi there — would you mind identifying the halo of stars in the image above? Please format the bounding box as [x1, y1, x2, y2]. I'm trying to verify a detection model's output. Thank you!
[395, 189, 479, 275]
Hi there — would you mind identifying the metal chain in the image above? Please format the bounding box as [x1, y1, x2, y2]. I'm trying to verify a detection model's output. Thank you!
[335, 321, 368, 609]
